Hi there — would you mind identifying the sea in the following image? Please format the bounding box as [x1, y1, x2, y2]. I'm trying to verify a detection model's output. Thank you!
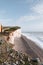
[22, 32, 43, 49]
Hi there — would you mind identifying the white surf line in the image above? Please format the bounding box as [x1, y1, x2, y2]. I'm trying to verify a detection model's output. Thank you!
[22, 33, 43, 49]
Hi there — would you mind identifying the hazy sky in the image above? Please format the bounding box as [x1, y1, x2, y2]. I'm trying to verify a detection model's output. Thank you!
[0, 0, 43, 31]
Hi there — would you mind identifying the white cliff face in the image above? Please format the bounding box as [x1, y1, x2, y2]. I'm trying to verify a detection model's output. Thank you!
[9, 29, 21, 44]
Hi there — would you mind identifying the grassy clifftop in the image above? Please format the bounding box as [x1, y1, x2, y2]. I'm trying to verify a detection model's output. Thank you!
[4, 26, 21, 32]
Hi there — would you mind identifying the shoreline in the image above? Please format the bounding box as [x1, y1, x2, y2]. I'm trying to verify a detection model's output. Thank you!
[22, 33, 43, 49]
[12, 34, 43, 62]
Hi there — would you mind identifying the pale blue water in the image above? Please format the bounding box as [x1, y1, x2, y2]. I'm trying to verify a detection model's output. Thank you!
[22, 32, 43, 49]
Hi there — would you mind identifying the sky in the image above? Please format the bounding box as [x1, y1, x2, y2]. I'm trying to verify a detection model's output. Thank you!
[0, 0, 43, 32]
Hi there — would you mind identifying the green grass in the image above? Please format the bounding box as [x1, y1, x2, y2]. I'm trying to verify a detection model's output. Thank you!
[4, 26, 21, 32]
